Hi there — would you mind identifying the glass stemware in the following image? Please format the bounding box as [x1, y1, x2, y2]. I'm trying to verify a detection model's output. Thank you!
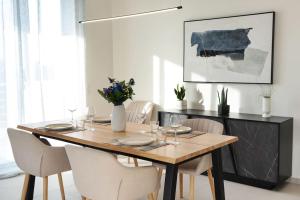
[169, 114, 181, 145]
[87, 106, 95, 131]
[150, 121, 159, 140]
[68, 107, 77, 125]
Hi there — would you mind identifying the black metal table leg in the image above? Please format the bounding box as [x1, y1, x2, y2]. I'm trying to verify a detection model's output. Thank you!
[25, 174, 36, 200]
[212, 148, 225, 200]
[222, 118, 238, 175]
[163, 164, 178, 200]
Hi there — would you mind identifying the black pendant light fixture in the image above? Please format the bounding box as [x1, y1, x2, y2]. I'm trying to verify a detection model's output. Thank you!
[79, 1, 183, 24]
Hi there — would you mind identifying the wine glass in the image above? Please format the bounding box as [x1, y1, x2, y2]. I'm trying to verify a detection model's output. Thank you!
[68, 107, 77, 125]
[169, 114, 181, 145]
[150, 121, 159, 140]
[87, 106, 95, 131]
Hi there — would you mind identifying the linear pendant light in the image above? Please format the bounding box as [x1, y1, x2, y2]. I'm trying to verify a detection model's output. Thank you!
[79, 6, 183, 24]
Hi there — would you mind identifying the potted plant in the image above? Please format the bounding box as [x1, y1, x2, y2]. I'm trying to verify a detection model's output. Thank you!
[98, 77, 135, 132]
[174, 84, 187, 110]
[217, 87, 230, 115]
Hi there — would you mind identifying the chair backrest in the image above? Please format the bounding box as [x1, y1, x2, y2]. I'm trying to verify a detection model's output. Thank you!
[65, 145, 125, 200]
[183, 118, 224, 135]
[7, 128, 47, 176]
[126, 101, 154, 124]
[65, 145, 159, 200]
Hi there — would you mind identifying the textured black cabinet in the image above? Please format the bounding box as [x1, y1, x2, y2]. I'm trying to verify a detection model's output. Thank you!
[158, 109, 293, 189]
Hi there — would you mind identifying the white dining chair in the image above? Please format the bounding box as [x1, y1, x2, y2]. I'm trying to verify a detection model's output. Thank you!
[155, 118, 224, 200]
[7, 128, 71, 200]
[126, 101, 154, 125]
[65, 145, 160, 200]
[126, 100, 154, 166]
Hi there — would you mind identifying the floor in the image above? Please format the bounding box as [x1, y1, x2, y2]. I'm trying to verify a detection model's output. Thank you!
[0, 130, 13, 165]
[0, 166, 300, 200]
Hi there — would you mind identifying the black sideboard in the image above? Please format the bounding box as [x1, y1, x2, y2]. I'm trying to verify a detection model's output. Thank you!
[158, 109, 293, 189]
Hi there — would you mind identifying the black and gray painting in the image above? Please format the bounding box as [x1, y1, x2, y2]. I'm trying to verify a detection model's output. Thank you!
[191, 28, 252, 60]
[191, 28, 269, 76]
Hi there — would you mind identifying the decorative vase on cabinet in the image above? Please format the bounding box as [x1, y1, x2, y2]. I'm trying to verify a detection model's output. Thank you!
[262, 96, 271, 118]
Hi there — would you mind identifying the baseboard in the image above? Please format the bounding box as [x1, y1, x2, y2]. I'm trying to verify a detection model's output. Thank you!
[287, 177, 300, 185]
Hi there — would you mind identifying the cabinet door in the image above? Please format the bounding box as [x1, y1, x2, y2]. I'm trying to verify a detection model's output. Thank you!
[159, 113, 188, 126]
[228, 119, 279, 183]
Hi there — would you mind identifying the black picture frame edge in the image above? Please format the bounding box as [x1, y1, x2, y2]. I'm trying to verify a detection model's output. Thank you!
[183, 11, 275, 85]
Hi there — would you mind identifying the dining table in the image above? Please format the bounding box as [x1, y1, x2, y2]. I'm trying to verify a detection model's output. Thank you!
[17, 121, 238, 200]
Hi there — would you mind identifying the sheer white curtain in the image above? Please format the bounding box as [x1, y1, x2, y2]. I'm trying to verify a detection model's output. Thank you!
[0, 0, 85, 163]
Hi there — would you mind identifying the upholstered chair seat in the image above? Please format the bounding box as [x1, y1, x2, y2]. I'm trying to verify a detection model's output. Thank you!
[125, 100, 154, 166]
[154, 118, 223, 200]
[65, 145, 160, 200]
[8, 128, 71, 200]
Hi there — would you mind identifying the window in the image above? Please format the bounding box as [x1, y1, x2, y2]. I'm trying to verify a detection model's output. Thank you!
[0, 0, 85, 164]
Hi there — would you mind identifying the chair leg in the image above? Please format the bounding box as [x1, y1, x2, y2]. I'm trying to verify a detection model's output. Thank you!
[147, 193, 155, 200]
[43, 176, 48, 200]
[21, 174, 30, 200]
[154, 168, 163, 200]
[57, 173, 66, 200]
[128, 157, 131, 164]
[133, 158, 139, 167]
[207, 169, 216, 200]
[189, 175, 195, 200]
[81, 196, 87, 200]
[179, 173, 183, 198]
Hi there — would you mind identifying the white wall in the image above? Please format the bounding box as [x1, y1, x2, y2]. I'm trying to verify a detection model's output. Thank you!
[84, 0, 113, 115]
[110, 0, 300, 178]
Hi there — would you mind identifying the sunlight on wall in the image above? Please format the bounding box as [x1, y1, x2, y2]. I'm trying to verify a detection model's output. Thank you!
[196, 84, 213, 110]
[163, 59, 183, 109]
[152, 55, 161, 105]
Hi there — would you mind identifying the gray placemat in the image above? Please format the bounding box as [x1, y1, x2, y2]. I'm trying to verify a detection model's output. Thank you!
[109, 139, 168, 151]
[163, 131, 206, 139]
[135, 141, 168, 151]
[36, 126, 85, 133]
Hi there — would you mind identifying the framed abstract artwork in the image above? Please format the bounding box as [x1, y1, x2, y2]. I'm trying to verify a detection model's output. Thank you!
[183, 12, 275, 84]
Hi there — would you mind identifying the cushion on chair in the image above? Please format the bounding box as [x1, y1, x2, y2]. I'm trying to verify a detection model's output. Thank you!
[126, 101, 154, 124]
[179, 154, 212, 175]
[65, 145, 159, 200]
[153, 119, 223, 176]
[7, 128, 71, 177]
[178, 119, 223, 175]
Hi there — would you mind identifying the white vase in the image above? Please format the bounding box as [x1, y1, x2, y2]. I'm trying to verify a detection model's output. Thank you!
[176, 100, 187, 110]
[112, 104, 126, 132]
[262, 97, 271, 118]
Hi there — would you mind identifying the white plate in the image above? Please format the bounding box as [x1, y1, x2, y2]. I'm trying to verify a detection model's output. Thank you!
[166, 126, 192, 134]
[118, 136, 155, 146]
[44, 123, 73, 131]
[93, 117, 111, 123]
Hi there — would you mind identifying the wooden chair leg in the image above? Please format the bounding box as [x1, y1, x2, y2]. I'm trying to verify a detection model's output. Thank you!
[179, 173, 183, 198]
[133, 158, 139, 167]
[189, 175, 195, 200]
[43, 176, 48, 200]
[57, 173, 66, 200]
[154, 168, 163, 200]
[207, 169, 216, 200]
[147, 193, 155, 200]
[128, 157, 131, 164]
[81, 196, 87, 200]
[21, 174, 30, 200]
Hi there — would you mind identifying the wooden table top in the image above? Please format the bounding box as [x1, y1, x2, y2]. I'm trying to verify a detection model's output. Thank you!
[17, 122, 238, 164]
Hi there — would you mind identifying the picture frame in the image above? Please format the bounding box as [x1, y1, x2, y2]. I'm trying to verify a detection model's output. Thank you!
[183, 12, 275, 84]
